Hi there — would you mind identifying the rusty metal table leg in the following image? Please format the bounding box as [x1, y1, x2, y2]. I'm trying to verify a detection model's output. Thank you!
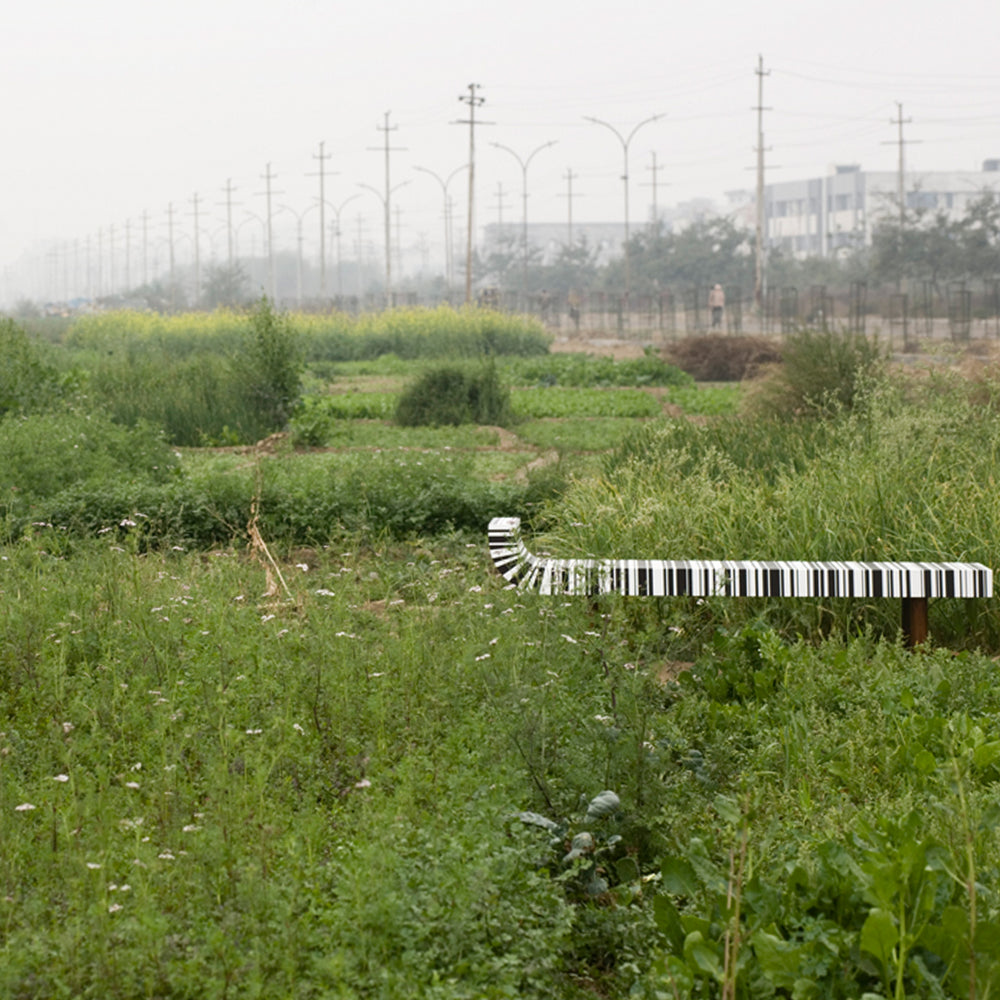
[902, 597, 928, 647]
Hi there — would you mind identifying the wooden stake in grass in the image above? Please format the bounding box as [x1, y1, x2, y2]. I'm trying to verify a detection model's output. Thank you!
[247, 494, 291, 601]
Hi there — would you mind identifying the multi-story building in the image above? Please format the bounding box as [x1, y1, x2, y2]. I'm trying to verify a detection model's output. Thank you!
[758, 160, 1000, 258]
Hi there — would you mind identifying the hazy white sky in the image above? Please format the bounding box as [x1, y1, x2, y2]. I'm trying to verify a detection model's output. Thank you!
[4, 0, 1000, 282]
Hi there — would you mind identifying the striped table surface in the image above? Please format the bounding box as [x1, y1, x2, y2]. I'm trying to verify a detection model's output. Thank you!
[488, 517, 993, 600]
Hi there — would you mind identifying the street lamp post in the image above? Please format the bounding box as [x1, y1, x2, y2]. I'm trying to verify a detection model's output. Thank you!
[413, 165, 467, 293]
[359, 181, 410, 306]
[491, 140, 557, 310]
[279, 203, 321, 310]
[325, 194, 361, 302]
[584, 113, 664, 305]
[235, 212, 267, 278]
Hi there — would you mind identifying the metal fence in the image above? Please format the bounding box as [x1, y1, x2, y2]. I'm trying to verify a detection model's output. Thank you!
[301, 279, 1000, 345]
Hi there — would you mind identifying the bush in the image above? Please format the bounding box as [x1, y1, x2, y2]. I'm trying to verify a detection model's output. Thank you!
[0, 318, 64, 417]
[663, 334, 781, 382]
[232, 297, 303, 440]
[746, 328, 886, 418]
[395, 362, 512, 427]
[0, 411, 179, 507]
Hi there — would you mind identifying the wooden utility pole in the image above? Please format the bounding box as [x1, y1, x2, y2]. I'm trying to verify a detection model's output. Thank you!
[310, 142, 334, 298]
[887, 102, 914, 228]
[753, 54, 770, 312]
[561, 167, 579, 246]
[455, 84, 489, 304]
[368, 112, 407, 305]
[220, 178, 238, 270]
[189, 192, 202, 305]
[258, 163, 283, 301]
[643, 152, 665, 230]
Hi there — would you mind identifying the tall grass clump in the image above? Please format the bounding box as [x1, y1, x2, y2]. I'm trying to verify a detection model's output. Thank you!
[395, 362, 512, 427]
[540, 375, 1000, 647]
[231, 296, 303, 441]
[0, 318, 65, 417]
[0, 411, 178, 515]
[746, 327, 885, 418]
[72, 299, 302, 446]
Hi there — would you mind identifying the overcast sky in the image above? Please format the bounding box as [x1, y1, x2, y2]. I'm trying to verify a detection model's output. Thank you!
[4, 0, 1000, 289]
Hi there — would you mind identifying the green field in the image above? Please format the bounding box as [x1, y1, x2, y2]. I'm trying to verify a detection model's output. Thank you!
[4, 309, 1000, 998]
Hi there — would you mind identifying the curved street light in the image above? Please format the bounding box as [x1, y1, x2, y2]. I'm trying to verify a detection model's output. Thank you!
[414, 165, 467, 291]
[359, 180, 411, 304]
[324, 194, 362, 300]
[491, 140, 557, 309]
[584, 113, 665, 303]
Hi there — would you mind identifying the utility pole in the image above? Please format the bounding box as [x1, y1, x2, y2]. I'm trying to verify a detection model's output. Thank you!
[309, 141, 335, 299]
[354, 214, 367, 298]
[885, 102, 915, 228]
[454, 84, 490, 304]
[584, 112, 665, 306]
[560, 168, 580, 246]
[219, 178, 238, 270]
[258, 163, 282, 301]
[643, 152, 666, 230]
[123, 219, 131, 293]
[109, 223, 116, 297]
[166, 203, 177, 311]
[493, 181, 509, 229]
[368, 112, 407, 305]
[753, 54, 770, 311]
[141, 210, 150, 287]
[189, 192, 203, 306]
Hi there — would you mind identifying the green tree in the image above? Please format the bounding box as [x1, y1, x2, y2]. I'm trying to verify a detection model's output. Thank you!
[871, 191, 1000, 292]
[233, 296, 303, 441]
[0, 318, 63, 418]
[199, 262, 250, 309]
[602, 216, 754, 295]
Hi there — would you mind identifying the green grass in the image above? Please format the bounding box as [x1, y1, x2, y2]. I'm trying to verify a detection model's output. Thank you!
[512, 387, 664, 419]
[7, 321, 1000, 996]
[3, 532, 1000, 998]
[515, 417, 652, 453]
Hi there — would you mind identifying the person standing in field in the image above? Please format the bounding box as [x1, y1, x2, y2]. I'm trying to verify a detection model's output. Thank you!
[709, 284, 725, 329]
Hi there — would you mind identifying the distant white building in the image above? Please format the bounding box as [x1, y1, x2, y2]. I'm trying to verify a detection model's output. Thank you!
[481, 199, 719, 265]
[754, 160, 1000, 258]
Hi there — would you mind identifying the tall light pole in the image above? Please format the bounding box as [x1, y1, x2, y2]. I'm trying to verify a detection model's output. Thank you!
[584, 113, 664, 304]
[359, 181, 409, 306]
[326, 193, 361, 301]
[491, 140, 556, 310]
[279, 204, 319, 309]
[414, 165, 467, 291]
[235, 212, 267, 284]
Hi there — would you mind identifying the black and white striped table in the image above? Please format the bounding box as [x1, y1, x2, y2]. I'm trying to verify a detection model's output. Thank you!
[488, 516, 992, 645]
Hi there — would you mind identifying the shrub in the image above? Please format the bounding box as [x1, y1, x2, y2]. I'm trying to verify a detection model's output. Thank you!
[395, 362, 512, 427]
[663, 334, 782, 382]
[0, 318, 64, 418]
[0, 411, 179, 507]
[232, 297, 303, 440]
[746, 327, 886, 418]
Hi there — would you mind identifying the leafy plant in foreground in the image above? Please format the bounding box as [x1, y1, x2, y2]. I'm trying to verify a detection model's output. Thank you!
[515, 790, 641, 903]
